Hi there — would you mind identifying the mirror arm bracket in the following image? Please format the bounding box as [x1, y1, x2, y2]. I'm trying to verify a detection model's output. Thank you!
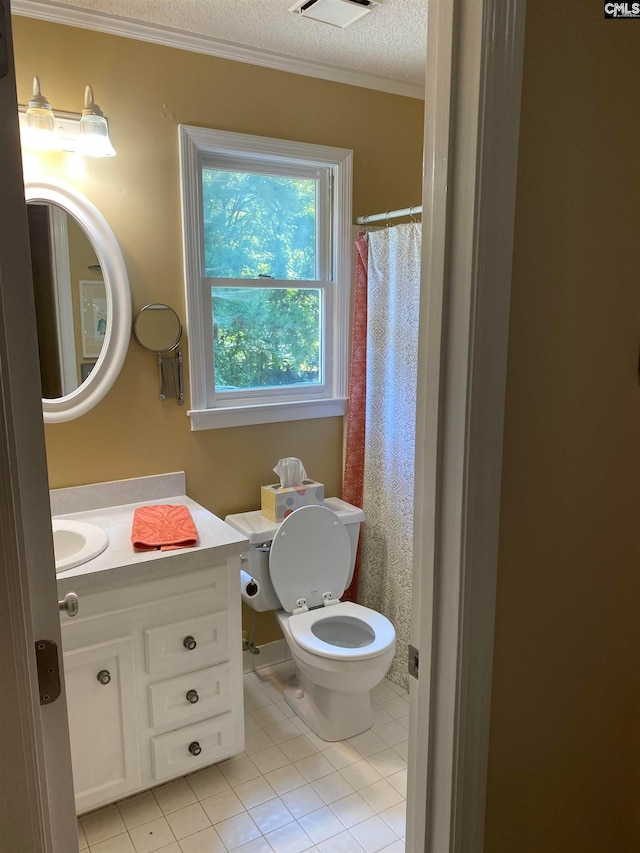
[158, 348, 184, 406]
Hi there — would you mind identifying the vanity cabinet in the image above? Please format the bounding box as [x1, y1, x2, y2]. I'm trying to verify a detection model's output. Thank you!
[61, 560, 244, 815]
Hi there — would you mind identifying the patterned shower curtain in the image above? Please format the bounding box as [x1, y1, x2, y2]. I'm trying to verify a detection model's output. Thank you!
[356, 222, 422, 687]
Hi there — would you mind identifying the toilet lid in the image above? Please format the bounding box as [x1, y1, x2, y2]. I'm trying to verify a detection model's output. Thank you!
[269, 505, 351, 613]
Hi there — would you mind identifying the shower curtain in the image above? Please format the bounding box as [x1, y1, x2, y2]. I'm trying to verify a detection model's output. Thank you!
[347, 222, 422, 688]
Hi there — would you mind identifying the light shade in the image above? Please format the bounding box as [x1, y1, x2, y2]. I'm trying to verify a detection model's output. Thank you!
[79, 85, 116, 158]
[24, 76, 56, 150]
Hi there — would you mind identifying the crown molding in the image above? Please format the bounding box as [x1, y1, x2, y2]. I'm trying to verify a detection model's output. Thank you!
[11, 0, 425, 100]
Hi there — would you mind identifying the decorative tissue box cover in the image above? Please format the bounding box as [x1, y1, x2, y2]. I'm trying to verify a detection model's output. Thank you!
[260, 480, 324, 522]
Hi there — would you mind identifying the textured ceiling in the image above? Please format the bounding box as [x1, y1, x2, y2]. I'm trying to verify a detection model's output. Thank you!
[16, 0, 427, 95]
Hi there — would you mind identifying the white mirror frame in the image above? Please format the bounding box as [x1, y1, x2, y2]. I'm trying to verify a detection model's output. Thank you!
[25, 180, 131, 423]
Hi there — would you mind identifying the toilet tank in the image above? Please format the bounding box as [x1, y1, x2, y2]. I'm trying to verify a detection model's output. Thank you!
[225, 497, 364, 612]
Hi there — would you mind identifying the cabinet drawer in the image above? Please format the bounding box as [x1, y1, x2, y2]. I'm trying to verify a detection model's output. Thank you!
[150, 713, 234, 782]
[148, 664, 230, 729]
[144, 610, 228, 675]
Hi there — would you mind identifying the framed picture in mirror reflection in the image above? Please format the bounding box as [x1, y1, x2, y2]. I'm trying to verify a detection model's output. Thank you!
[80, 280, 107, 359]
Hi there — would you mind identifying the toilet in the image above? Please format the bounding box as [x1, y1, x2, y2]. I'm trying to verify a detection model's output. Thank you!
[225, 498, 396, 741]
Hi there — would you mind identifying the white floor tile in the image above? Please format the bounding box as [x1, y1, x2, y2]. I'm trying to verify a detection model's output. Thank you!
[349, 815, 399, 853]
[310, 771, 355, 805]
[317, 830, 366, 852]
[233, 776, 277, 809]
[153, 844, 181, 853]
[297, 806, 346, 844]
[118, 791, 163, 830]
[250, 703, 289, 728]
[366, 749, 406, 779]
[386, 770, 407, 798]
[128, 817, 177, 853]
[199, 788, 245, 825]
[359, 780, 403, 813]
[379, 802, 406, 838]
[89, 832, 136, 853]
[378, 697, 409, 720]
[248, 797, 295, 834]
[379, 841, 404, 852]
[294, 753, 334, 783]
[339, 760, 383, 791]
[264, 764, 308, 795]
[265, 819, 314, 853]
[218, 755, 261, 787]
[279, 735, 318, 763]
[244, 729, 276, 755]
[275, 699, 297, 719]
[177, 826, 226, 852]
[214, 812, 261, 850]
[81, 805, 127, 846]
[263, 718, 301, 744]
[153, 779, 198, 815]
[78, 820, 88, 850]
[280, 784, 325, 819]
[231, 838, 274, 853]
[164, 803, 211, 841]
[391, 741, 408, 761]
[187, 765, 230, 801]
[371, 706, 394, 728]
[250, 744, 291, 774]
[347, 731, 387, 758]
[329, 793, 375, 829]
[372, 721, 408, 748]
[370, 683, 398, 705]
[323, 742, 362, 771]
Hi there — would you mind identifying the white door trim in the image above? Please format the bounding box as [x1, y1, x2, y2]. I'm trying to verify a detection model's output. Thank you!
[407, 1, 527, 850]
[0, 6, 78, 851]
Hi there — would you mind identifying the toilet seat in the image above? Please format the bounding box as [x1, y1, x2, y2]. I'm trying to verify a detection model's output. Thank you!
[269, 505, 352, 612]
[282, 602, 396, 661]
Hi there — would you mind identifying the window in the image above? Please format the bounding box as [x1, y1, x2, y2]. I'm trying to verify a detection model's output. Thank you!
[179, 126, 352, 429]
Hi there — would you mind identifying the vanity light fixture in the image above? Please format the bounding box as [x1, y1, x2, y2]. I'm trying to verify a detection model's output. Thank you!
[19, 76, 116, 158]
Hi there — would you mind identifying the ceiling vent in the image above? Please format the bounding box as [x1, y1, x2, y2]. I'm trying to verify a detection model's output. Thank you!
[289, 0, 380, 29]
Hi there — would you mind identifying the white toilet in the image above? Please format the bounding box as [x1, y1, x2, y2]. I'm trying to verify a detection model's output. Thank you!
[225, 498, 396, 741]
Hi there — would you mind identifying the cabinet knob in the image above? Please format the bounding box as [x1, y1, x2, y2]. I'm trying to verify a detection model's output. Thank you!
[96, 669, 111, 685]
[188, 741, 202, 756]
[183, 635, 197, 651]
[186, 689, 199, 704]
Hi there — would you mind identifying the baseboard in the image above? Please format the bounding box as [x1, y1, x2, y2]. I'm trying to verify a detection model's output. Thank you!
[242, 639, 290, 673]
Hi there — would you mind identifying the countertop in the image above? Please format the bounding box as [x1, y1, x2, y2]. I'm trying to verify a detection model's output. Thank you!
[54, 473, 248, 596]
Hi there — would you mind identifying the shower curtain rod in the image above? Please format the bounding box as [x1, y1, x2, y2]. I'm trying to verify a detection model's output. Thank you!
[355, 204, 422, 225]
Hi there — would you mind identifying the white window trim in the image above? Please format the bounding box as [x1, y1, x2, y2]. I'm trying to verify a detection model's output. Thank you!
[179, 125, 353, 430]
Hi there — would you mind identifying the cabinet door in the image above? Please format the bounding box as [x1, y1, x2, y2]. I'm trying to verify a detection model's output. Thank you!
[64, 637, 141, 814]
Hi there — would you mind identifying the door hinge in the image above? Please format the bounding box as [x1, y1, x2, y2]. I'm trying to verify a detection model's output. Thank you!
[35, 639, 61, 705]
[408, 644, 419, 680]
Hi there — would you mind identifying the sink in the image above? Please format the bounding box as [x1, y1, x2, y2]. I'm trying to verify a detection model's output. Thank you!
[52, 519, 109, 573]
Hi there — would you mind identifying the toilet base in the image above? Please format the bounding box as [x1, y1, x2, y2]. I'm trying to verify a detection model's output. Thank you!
[282, 671, 374, 742]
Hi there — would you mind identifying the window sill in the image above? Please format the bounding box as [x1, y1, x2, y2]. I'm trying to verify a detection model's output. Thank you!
[187, 397, 349, 430]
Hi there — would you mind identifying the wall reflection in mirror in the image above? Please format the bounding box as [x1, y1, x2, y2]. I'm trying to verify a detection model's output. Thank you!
[27, 201, 105, 399]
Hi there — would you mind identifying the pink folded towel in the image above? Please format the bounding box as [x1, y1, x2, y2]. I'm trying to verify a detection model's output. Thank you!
[131, 504, 199, 552]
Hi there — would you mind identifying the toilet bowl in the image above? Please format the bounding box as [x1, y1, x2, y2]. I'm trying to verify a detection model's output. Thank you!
[225, 500, 396, 741]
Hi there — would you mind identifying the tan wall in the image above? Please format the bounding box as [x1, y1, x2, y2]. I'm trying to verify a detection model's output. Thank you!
[13, 17, 423, 644]
[485, 3, 640, 851]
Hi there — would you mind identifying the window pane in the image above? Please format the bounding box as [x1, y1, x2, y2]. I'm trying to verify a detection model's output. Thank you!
[212, 287, 321, 391]
[202, 169, 317, 279]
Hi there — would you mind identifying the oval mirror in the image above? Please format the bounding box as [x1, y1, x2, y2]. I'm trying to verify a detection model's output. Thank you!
[25, 180, 131, 423]
[133, 304, 182, 353]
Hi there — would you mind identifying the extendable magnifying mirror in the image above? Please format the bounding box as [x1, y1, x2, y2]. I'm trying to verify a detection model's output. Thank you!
[132, 303, 184, 404]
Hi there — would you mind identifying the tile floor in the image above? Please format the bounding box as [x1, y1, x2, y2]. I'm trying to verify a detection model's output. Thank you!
[77, 661, 409, 853]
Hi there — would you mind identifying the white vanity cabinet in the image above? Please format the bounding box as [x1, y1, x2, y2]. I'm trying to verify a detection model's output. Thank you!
[61, 560, 244, 815]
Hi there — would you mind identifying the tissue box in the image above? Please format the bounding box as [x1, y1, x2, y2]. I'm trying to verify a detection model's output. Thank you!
[261, 480, 324, 522]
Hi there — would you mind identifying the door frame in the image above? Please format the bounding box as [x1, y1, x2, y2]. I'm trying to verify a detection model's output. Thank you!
[2, 1, 527, 849]
[407, 0, 526, 851]
[0, 4, 78, 851]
